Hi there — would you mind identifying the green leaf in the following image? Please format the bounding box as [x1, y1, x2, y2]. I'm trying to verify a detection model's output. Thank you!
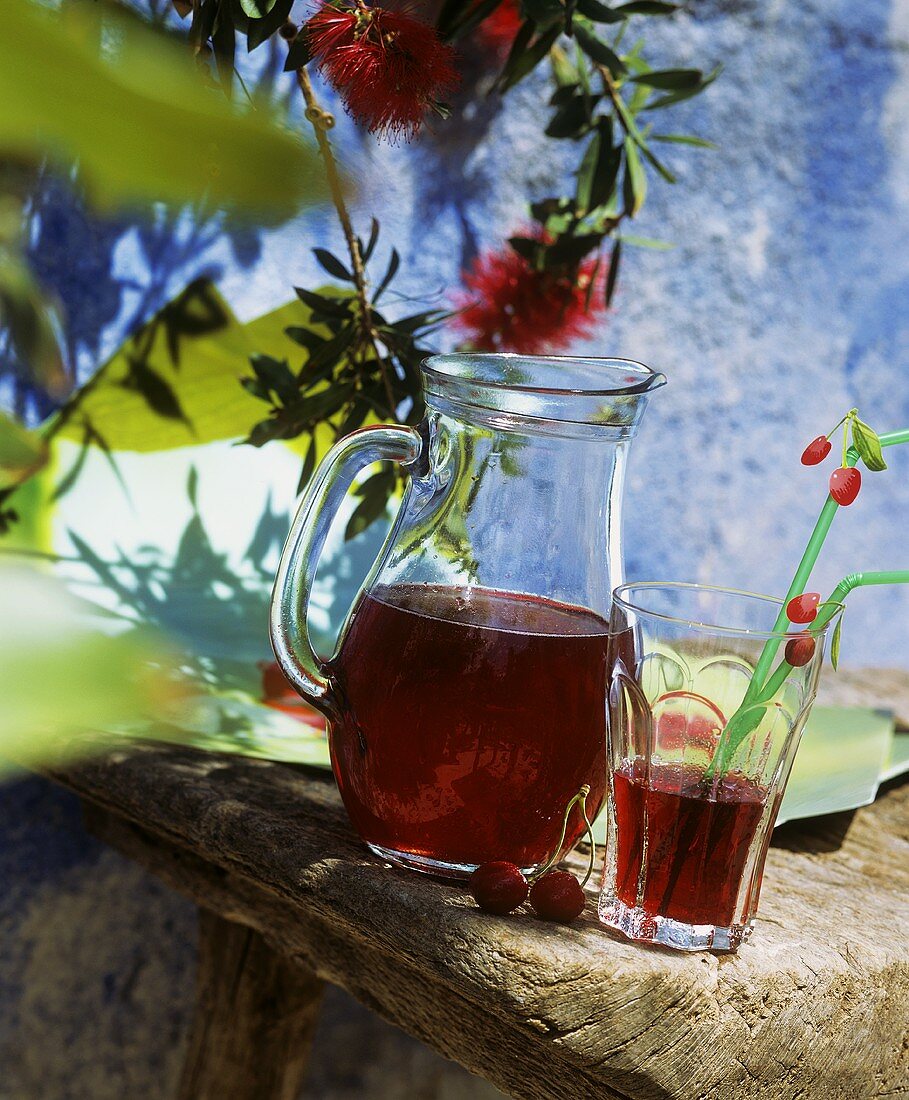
[604, 239, 622, 306]
[211, 0, 237, 93]
[0, 410, 48, 491]
[550, 82, 581, 105]
[572, 21, 627, 77]
[438, 0, 503, 40]
[345, 471, 393, 540]
[0, 1, 323, 220]
[651, 133, 717, 148]
[373, 249, 401, 303]
[622, 136, 647, 215]
[575, 0, 626, 23]
[297, 435, 318, 493]
[546, 95, 594, 139]
[249, 353, 299, 403]
[245, 0, 294, 50]
[614, 0, 678, 13]
[643, 64, 723, 110]
[299, 325, 355, 377]
[852, 417, 888, 472]
[549, 44, 579, 85]
[617, 234, 675, 249]
[544, 233, 604, 265]
[295, 287, 352, 318]
[360, 218, 381, 265]
[239, 0, 278, 18]
[589, 120, 621, 207]
[283, 35, 313, 71]
[497, 23, 562, 93]
[576, 132, 602, 213]
[831, 615, 843, 671]
[313, 248, 354, 282]
[522, 0, 565, 24]
[509, 236, 543, 264]
[628, 68, 704, 90]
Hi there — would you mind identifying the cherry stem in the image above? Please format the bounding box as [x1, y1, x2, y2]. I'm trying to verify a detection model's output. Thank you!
[826, 408, 857, 441]
[532, 784, 596, 884]
[579, 797, 596, 888]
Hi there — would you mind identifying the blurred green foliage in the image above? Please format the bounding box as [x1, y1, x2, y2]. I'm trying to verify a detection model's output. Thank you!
[0, 567, 175, 779]
[1, 0, 322, 216]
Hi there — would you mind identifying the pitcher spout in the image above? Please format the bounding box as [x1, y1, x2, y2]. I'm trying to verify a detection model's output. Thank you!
[421, 354, 666, 439]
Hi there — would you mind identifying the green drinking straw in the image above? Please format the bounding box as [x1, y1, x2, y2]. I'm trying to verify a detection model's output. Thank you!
[709, 425, 909, 776]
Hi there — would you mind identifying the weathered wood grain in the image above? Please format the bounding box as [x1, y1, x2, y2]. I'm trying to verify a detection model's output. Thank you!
[49, 669, 909, 1100]
[175, 908, 324, 1100]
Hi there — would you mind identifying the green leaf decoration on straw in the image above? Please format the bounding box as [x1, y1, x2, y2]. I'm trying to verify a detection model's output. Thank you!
[831, 614, 843, 670]
[851, 416, 888, 472]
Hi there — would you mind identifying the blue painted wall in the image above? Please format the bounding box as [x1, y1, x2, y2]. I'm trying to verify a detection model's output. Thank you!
[2, 2, 908, 1095]
[13, 0, 909, 666]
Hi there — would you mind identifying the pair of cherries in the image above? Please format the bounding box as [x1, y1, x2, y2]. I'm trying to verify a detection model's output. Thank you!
[469, 784, 595, 923]
[469, 863, 586, 923]
[801, 435, 862, 505]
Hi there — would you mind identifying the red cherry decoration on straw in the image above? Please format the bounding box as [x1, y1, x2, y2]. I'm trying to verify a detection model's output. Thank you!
[785, 633, 816, 668]
[528, 870, 586, 923]
[829, 466, 861, 506]
[801, 435, 832, 466]
[786, 592, 820, 624]
[469, 861, 529, 915]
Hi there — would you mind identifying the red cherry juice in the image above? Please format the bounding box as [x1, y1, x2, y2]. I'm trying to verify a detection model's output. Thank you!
[329, 584, 609, 870]
[612, 759, 768, 927]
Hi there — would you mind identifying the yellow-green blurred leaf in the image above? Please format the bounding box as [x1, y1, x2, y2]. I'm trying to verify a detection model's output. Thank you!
[0, 409, 48, 491]
[53, 281, 267, 450]
[0, 567, 175, 779]
[0, 1, 324, 220]
[52, 280, 357, 456]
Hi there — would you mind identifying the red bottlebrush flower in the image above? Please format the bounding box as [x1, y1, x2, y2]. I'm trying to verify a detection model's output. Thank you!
[305, 3, 460, 141]
[306, 5, 359, 57]
[452, 235, 605, 354]
[476, 0, 522, 56]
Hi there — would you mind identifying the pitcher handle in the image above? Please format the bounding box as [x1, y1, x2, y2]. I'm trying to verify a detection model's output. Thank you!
[270, 424, 423, 720]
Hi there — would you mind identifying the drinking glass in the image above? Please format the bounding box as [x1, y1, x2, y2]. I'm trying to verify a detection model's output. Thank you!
[598, 582, 841, 952]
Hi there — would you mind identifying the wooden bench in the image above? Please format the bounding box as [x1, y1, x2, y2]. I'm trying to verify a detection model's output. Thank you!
[42, 669, 909, 1100]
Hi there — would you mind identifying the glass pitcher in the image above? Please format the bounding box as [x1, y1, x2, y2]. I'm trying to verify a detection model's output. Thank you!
[270, 354, 665, 878]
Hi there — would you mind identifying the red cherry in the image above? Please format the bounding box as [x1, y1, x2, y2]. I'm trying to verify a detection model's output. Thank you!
[528, 870, 586, 923]
[801, 435, 832, 465]
[786, 592, 820, 624]
[785, 632, 816, 668]
[829, 466, 861, 506]
[469, 862, 529, 914]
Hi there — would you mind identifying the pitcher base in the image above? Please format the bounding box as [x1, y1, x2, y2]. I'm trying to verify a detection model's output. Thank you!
[367, 844, 537, 882]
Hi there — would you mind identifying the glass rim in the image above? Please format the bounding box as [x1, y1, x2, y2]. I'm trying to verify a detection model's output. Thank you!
[421, 353, 666, 397]
[612, 581, 844, 640]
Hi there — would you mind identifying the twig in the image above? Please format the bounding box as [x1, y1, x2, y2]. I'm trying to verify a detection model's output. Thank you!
[293, 63, 398, 419]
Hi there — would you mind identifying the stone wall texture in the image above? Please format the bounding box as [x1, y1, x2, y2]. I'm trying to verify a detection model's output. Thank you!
[3, 2, 908, 1096]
